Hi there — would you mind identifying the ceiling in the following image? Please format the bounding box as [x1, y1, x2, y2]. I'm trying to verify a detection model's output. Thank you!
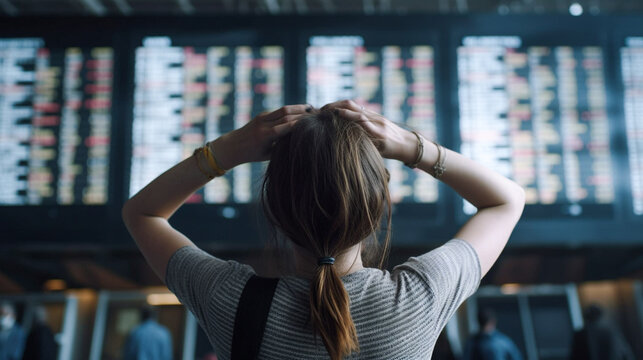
[1, 0, 642, 16]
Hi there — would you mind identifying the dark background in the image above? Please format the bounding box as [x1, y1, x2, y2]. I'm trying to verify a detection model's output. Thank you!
[0, 3, 642, 292]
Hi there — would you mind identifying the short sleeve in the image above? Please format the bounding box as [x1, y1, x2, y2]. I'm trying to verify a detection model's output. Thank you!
[165, 246, 255, 328]
[393, 239, 481, 330]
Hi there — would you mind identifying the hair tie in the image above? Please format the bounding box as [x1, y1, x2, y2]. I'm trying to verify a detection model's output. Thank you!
[317, 257, 335, 266]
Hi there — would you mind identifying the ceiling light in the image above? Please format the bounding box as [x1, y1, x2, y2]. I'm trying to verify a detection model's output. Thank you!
[44, 279, 67, 291]
[147, 293, 180, 305]
[569, 3, 583, 16]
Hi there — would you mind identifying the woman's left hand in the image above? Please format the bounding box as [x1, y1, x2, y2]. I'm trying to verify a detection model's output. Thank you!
[210, 104, 310, 169]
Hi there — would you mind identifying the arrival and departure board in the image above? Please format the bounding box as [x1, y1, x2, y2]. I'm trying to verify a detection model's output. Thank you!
[0, 38, 113, 205]
[621, 37, 643, 216]
[306, 36, 438, 204]
[130, 36, 284, 204]
[458, 36, 615, 215]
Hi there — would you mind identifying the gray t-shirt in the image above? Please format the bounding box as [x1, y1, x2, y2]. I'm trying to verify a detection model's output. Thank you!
[166, 239, 481, 359]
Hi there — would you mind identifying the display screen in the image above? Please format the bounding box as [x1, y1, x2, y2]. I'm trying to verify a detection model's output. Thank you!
[130, 36, 284, 204]
[621, 37, 643, 216]
[0, 38, 113, 205]
[306, 35, 439, 203]
[457, 36, 614, 216]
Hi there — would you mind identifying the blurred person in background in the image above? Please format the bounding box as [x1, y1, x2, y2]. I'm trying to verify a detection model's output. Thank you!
[22, 306, 57, 360]
[122, 306, 172, 360]
[462, 308, 523, 360]
[569, 304, 635, 360]
[0, 302, 25, 360]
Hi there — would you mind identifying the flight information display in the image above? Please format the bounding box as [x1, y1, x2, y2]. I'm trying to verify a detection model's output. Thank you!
[306, 36, 438, 204]
[0, 38, 113, 205]
[458, 36, 614, 215]
[130, 36, 284, 204]
[621, 37, 643, 216]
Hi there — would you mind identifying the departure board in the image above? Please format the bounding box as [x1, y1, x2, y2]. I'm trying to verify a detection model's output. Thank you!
[130, 36, 284, 204]
[458, 36, 614, 216]
[621, 37, 643, 216]
[0, 38, 113, 205]
[306, 36, 438, 204]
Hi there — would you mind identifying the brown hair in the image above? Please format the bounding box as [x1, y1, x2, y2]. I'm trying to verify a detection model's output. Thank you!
[261, 108, 392, 359]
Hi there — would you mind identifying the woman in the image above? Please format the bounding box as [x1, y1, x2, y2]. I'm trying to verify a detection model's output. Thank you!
[122, 100, 525, 359]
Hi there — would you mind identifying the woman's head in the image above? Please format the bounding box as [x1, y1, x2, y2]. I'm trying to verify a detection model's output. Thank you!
[261, 107, 391, 359]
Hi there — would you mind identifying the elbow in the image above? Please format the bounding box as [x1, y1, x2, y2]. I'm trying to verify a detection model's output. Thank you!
[510, 183, 526, 216]
[121, 199, 135, 228]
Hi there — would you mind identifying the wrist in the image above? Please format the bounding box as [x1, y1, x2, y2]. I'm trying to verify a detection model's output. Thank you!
[395, 130, 421, 164]
[208, 134, 239, 170]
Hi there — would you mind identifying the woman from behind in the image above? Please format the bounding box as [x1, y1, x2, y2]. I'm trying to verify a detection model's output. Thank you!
[262, 108, 390, 359]
[122, 100, 525, 359]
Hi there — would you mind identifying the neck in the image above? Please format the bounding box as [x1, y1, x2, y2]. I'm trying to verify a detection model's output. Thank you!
[482, 323, 496, 334]
[292, 243, 364, 278]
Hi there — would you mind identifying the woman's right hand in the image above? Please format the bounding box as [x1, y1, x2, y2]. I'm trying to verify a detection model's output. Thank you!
[322, 100, 418, 164]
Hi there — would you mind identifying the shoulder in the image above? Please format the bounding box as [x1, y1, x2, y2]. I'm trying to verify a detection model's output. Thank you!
[156, 322, 172, 338]
[494, 331, 512, 341]
[166, 246, 255, 295]
[494, 331, 518, 347]
[393, 239, 481, 294]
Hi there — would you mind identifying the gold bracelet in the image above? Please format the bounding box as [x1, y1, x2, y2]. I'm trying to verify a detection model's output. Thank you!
[404, 131, 424, 169]
[193, 148, 215, 180]
[431, 141, 446, 179]
[203, 142, 226, 177]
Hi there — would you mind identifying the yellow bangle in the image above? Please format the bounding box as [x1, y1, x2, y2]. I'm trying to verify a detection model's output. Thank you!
[193, 148, 214, 180]
[202, 142, 226, 177]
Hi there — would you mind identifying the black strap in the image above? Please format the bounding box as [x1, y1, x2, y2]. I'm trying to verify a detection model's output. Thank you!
[231, 275, 279, 360]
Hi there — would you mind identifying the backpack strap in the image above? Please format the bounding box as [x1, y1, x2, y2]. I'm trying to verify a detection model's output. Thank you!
[231, 275, 279, 360]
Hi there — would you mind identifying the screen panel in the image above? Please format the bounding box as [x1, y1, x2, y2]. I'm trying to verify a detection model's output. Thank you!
[457, 36, 615, 218]
[306, 35, 439, 204]
[0, 38, 113, 205]
[620, 37, 643, 216]
[129, 36, 285, 204]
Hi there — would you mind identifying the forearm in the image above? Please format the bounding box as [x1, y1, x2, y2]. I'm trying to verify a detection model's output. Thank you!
[417, 141, 525, 210]
[123, 134, 246, 220]
[410, 133, 525, 274]
[396, 131, 524, 210]
[123, 154, 209, 220]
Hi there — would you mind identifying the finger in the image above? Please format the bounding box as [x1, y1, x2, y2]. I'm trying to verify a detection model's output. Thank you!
[335, 108, 367, 122]
[271, 114, 302, 126]
[271, 119, 300, 138]
[321, 99, 362, 112]
[262, 104, 310, 122]
[357, 118, 380, 134]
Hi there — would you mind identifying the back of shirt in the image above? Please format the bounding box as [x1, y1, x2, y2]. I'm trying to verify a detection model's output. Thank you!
[166, 239, 481, 359]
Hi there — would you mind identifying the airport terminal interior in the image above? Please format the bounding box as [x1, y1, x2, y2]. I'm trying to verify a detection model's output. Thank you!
[1, 0, 643, 359]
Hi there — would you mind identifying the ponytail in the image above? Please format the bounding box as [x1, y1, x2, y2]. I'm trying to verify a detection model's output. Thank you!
[310, 264, 359, 360]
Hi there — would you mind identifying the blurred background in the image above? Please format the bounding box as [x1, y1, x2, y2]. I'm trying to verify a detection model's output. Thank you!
[0, 0, 642, 359]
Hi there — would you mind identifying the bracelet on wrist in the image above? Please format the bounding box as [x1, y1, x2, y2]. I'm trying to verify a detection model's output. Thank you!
[193, 143, 227, 180]
[430, 141, 446, 179]
[404, 131, 424, 169]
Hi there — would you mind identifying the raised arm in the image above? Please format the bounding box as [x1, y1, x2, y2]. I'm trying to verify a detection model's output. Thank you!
[328, 100, 525, 277]
[122, 105, 308, 280]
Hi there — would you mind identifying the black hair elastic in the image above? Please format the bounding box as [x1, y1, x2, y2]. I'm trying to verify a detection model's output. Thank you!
[317, 257, 335, 266]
